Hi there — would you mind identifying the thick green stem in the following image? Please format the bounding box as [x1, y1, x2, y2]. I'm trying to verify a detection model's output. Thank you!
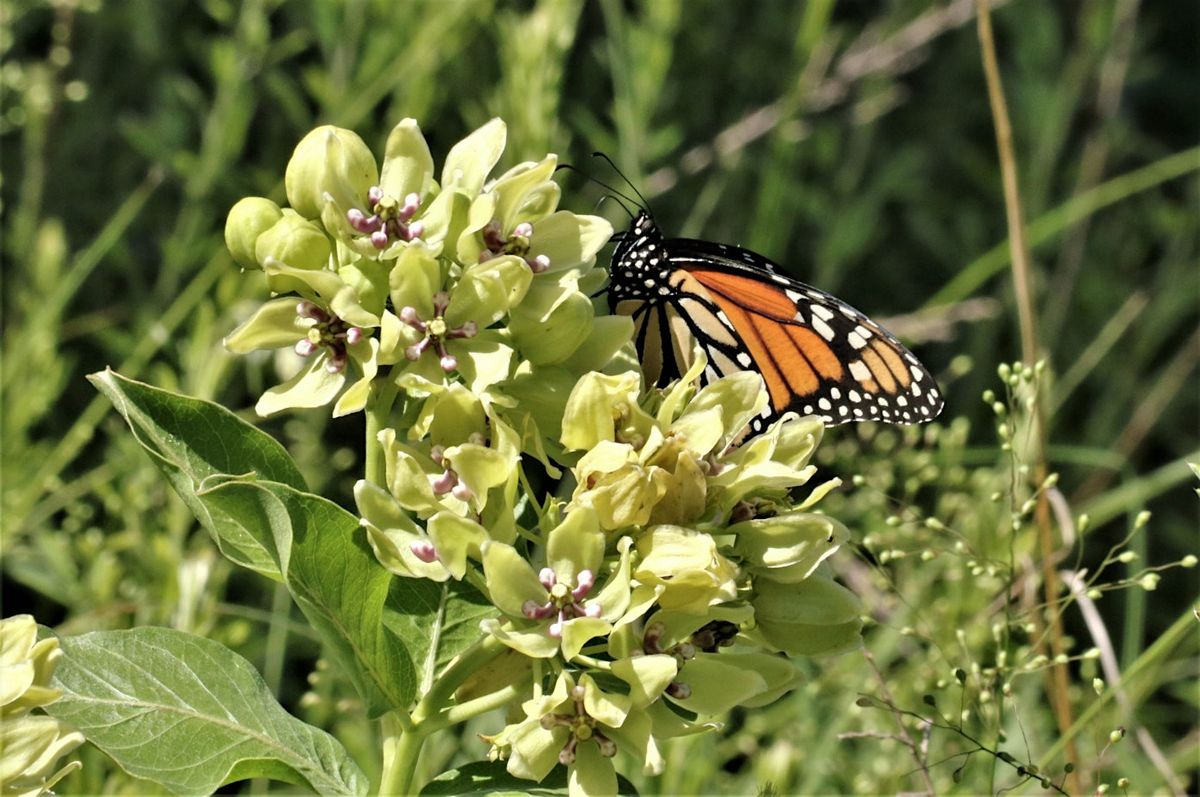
[365, 378, 398, 487]
[379, 712, 424, 796]
[377, 634, 506, 794]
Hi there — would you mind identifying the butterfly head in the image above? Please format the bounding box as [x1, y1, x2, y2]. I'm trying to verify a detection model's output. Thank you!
[612, 210, 661, 262]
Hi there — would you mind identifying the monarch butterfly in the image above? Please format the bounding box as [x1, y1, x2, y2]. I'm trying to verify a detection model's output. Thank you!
[608, 209, 944, 434]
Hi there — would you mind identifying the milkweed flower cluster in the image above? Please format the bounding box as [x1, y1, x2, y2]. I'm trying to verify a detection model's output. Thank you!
[0, 615, 83, 796]
[224, 118, 863, 795]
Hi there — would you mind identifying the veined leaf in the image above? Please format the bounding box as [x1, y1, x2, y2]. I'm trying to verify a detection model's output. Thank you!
[91, 371, 416, 715]
[382, 577, 494, 695]
[88, 369, 306, 579]
[199, 477, 418, 715]
[46, 627, 367, 796]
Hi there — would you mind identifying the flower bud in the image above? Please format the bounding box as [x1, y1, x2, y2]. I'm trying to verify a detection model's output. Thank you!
[225, 197, 282, 270]
[751, 576, 863, 656]
[255, 214, 331, 273]
[285, 125, 378, 220]
[732, 513, 849, 584]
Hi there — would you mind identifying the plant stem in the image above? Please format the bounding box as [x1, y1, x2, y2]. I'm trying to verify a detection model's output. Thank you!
[365, 377, 398, 487]
[416, 634, 507, 720]
[379, 711, 424, 796]
[975, 2, 1079, 790]
[377, 635, 507, 794]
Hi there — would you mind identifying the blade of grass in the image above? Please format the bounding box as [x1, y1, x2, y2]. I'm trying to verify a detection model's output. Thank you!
[1035, 607, 1196, 777]
[1079, 453, 1200, 529]
[16, 252, 227, 522]
[1049, 291, 1148, 415]
[926, 146, 1200, 308]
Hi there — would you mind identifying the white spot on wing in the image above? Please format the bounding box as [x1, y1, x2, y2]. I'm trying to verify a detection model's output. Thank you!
[813, 318, 835, 341]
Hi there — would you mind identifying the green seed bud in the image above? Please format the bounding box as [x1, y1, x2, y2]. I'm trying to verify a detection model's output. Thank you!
[1181, 554, 1197, 568]
[255, 214, 332, 273]
[225, 197, 283, 270]
[1116, 778, 1129, 789]
[1109, 726, 1125, 743]
[285, 125, 377, 219]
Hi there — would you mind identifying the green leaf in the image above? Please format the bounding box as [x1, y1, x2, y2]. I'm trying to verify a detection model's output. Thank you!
[45, 627, 367, 796]
[202, 478, 417, 716]
[382, 577, 495, 694]
[91, 372, 418, 715]
[420, 761, 638, 796]
[88, 369, 306, 579]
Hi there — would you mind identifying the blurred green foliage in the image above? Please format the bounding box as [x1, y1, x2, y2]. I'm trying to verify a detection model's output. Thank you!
[2, 0, 1196, 794]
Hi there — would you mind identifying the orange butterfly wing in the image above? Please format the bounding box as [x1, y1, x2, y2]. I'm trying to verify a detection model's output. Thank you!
[609, 211, 943, 431]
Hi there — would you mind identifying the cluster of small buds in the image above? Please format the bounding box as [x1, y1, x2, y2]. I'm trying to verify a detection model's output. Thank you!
[480, 220, 550, 273]
[399, 291, 478, 372]
[428, 444, 473, 503]
[294, 301, 364, 373]
[409, 539, 439, 564]
[539, 685, 617, 764]
[522, 568, 601, 637]
[346, 186, 424, 249]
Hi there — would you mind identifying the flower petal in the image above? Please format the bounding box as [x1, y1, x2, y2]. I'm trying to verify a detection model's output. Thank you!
[481, 542, 547, 617]
[378, 118, 435, 201]
[481, 618, 560, 659]
[612, 654, 678, 708]
[442, 118, 506, 196]
[546, 505, 603, 582]
[255, 356, 344, 416]
[568, 741, 617, 797]
[528, 212, 613, 273]
[224, 298, 309, 353]
[446, 254, 532, 330]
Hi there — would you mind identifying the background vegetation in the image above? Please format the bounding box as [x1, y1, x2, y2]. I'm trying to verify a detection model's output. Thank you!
[2, 0, 1196, 793]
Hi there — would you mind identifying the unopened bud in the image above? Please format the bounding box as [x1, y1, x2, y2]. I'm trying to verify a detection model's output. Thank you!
[225, 197, 283, 269]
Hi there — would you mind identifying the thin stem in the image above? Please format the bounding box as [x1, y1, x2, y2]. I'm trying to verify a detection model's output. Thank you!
[433, 683, 523, 730]
[861, 648, 937, 795]
[415, 634, 507, 722]
[975, 2, 1079, 790]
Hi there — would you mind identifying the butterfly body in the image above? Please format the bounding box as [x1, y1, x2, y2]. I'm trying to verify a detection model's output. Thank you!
[609, 210, 943, 433]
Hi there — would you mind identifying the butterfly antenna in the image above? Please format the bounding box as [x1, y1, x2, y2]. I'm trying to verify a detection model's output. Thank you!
[558, 163, 642, 214]
[590, 152, 650, 210]
[593, 193, 635, 222]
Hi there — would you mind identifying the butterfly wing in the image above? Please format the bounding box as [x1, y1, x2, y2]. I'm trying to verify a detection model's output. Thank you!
[611, 221, 943, 432]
